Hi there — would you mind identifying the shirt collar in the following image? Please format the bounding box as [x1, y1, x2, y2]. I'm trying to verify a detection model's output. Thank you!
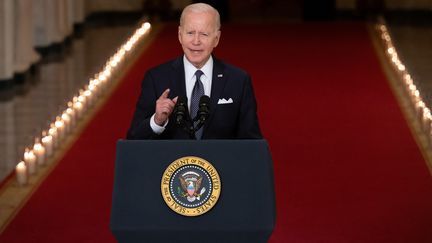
[183, 55, 213, 81]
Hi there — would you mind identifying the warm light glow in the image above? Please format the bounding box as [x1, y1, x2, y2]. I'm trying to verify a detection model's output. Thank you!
[78, 95, 85, 103]
[377, 19, 432, 137]
[114, 55, 121, 64]
[24, 148, 37, 174]
[143, 22, 151, 30]
[74, 101, 83, 109]
[24, 21, 153, 167]
[84, 90, 92, 97]
[418, 101, 425, 109]
[24, 148, 35, 161]
[55, 117, 64, 129]
[99, 73, 107, 81]
[124, 43, 132, 51]
[424, 108, 431, 119]
[387, 47, 395, 55]
[42, 134, 52, 144]
[17, 161, 26, 170]
[48, 125, 57, 136]
[33, 142, 44, 152]
[16, 160, 28, 185]
[103, 69, 111, 77]
[33, 139, 46, 165]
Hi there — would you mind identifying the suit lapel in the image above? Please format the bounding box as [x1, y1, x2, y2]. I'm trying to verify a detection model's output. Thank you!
[206, 57, 227, 129]
[171, 57, 187, 99]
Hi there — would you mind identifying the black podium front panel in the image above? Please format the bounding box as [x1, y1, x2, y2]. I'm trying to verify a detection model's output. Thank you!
[110, 140, 275, 243]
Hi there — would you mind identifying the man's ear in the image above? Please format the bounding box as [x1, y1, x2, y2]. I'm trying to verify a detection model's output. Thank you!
[214, 30, 221, 47]
[178, 26, 182, 44]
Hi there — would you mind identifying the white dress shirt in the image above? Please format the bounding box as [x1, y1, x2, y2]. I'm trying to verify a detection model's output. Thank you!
[184, 55, 213, 110]
[150, 56, 213, 134]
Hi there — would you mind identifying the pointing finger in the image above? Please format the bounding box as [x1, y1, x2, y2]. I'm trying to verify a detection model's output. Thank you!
[160, 89, 170, 99]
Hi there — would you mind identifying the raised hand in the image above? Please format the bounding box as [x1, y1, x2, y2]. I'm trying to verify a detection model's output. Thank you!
[154, 89, 178, 126]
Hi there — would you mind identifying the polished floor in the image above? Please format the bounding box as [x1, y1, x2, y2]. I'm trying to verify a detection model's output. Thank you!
[0, 20, 135, 182]
[0, 14, 431, 183]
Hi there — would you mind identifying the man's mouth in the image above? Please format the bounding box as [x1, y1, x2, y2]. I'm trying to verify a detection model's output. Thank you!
[190, 49, 202, 54]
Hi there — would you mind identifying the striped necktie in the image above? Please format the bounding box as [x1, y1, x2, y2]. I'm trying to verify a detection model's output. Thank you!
[190, 70, 204, 139]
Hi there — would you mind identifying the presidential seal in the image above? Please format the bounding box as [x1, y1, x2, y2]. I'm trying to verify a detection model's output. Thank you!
[161, 156, 221, 217]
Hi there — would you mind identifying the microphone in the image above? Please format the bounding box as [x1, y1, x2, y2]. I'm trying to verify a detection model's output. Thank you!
[173, 96, 188, 125]
[194, 95, 210, 131]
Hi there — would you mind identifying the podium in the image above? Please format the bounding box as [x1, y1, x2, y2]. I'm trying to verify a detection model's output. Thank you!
[110, 140, 276, 243]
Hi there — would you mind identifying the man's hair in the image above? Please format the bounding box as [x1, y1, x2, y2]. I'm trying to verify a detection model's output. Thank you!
[180, 3, 221, 31]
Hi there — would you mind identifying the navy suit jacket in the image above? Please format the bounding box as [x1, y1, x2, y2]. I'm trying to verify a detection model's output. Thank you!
[126, 56, 262, 139]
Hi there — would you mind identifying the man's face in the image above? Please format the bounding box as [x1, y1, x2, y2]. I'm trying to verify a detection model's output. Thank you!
[178, 11, 220, 69]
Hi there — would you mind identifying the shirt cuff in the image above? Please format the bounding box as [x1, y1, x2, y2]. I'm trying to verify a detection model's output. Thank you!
[150, 113, 168, 134]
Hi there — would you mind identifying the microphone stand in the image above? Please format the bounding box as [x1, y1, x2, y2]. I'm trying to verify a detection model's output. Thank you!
[174, 95, 209, 139]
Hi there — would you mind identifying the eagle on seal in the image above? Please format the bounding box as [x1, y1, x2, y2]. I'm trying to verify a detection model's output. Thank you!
[179, 175, 203, 202]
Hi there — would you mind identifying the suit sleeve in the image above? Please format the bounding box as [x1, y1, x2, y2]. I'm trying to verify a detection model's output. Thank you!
[236, 75, 263, 139]
[126, 71, 160, 139]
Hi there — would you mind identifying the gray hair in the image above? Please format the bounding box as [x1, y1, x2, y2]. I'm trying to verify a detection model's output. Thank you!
[180, 3, 221, 31]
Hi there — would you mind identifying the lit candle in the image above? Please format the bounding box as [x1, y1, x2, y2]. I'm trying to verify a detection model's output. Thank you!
[423, 108, 431, 135]
[78, 90, 86, 109]
[90, 79, 100, 98]
[62, 112, 71, 134]
[73, 97, 83, 119]
[84, 89, 92, 107]
[16, 161, 27, 185]
[24, 148, 37, 175]
[430, 123, 432, 146]
[33, 139, 46, 166]
[42, 131, 53, 157]
[416, 101, 425, 119]
[93, 78, 102, 95]
[55, 116, 65, 139]
[413, 90, 420, 104]
[67, 102, 75, 126]
[49, 123, 58, 147]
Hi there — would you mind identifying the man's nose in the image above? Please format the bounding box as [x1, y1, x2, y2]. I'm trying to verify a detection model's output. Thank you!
[192, 34, 200, 45]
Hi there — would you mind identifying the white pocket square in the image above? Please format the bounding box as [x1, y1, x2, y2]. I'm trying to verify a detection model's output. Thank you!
[217, 98, 233, 104]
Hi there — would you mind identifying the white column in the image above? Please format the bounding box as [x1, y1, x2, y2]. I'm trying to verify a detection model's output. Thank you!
[66, 0, 75, 32]
[57, 0, 71, 39]
[0, 0, 15, 80]
[14, 0, 40, 73]
[74, 0, 85, 24]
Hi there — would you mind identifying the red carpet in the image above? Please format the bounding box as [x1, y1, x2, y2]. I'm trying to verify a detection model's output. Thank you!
[1, 22, 432, 242]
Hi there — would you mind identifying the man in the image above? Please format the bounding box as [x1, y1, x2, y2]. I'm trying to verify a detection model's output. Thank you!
[127, 3, 262, 139]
